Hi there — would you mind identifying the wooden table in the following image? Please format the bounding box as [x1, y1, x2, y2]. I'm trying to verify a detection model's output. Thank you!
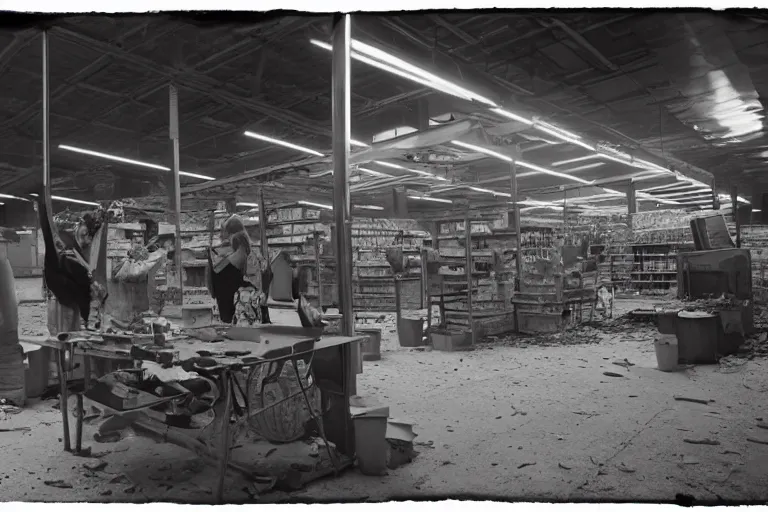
[20, 325, 365, 502]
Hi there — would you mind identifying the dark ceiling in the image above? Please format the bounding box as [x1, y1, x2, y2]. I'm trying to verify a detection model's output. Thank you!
[0, 10, 766, 213]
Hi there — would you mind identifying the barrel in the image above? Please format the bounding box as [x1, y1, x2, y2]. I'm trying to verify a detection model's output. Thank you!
[0, 252, 26, 406]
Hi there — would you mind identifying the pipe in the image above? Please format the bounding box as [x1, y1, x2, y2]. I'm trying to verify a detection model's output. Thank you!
[332, 14, 355, 338]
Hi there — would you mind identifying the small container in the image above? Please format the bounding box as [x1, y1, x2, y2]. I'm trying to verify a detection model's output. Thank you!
[654, 334, 679, 372]
[353, 406, 390, 476]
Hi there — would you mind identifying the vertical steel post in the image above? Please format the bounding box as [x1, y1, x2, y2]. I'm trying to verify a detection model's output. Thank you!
[332, 14, 354, 337]
[731, 185, 741, 248]
[259, 187, 268, 260]
[42, 31, 52, 213]
[169, 85, 183, 303]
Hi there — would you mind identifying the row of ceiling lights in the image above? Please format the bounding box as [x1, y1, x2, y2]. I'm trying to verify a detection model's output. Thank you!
[22, 29, 747, 211]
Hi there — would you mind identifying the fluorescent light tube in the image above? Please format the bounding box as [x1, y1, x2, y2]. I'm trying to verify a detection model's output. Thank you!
[298, 200, 332, 210]
[515, 160, 592, 184]
[753, 209, 761, 212]
[552, 155, 602, 167]
[491, 108, 533, 125]
[371, 161, 447, 180]
[351, 39, 498, 107]
[534, 125, 594, 151]
[451, 140, 512, 162]
[244, 131, 324, 157]
[0, 194, 30, 202]
[469, 186, 511, 198]
[534, 120, 582, 140]
[358, 167, 392, 178]
[59, 144, 215, 180]
[351, 139, 369, 148]
[355, 205, 385, 211]
[236, 202, 259, 208]
[560, 162, 606, 173]
[407, 195, 453, 204]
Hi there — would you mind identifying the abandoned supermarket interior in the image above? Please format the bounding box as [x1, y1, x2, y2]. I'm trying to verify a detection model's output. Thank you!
[1, 9, 768, 505]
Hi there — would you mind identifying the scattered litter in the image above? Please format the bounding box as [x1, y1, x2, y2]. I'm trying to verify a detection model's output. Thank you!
[0, 427, 31, 432]
[612, 359, 634, 370]
[682, 455, 700, 465]
[108, 474, 131, 485]
[722, 450, 741, 456]
[603, 372, 624, 378]
[756, 422, 768, 430]
[683, 438, 720, 446]
[441, 461, 453, 466]
[100, 490, 112, 496]
[517, 462, 536, 469]
[43, 480, 72, 489]
[264, 448, 277, 458]
[674, 396, 712, 405]
[83, 460, 107, 472]
[558, 463, 571, 470]
[617, 463, 635, 473]
[746, 437, 768, 446]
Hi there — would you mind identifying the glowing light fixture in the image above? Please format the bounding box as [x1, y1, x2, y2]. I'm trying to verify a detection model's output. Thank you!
[515, 160, 592, 184]
[356, 205, 385, 211]
[407, 195, 453, 204]
[244, 131, 324, 157]
[753, 209, 761, 213]
[350, 139, 369, 148]
[358, 167, 392, 178]
[469, 186, 512, 198]
[29, 192, 99, 206]
[298, 200, 332, 210]
[0, 193, 30, 202]
[372, 161, 447, 180]
[237, 202, 259, 208]
[59, 145, 215, 181]
[452, 140, 512, 162]
[491, 108, 533, 125]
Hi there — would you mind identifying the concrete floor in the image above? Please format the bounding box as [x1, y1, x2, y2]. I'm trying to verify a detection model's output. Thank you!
[3, 280, 768, 503]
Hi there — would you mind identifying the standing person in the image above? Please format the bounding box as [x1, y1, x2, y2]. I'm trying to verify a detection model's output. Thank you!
[208, 215, 272, 325]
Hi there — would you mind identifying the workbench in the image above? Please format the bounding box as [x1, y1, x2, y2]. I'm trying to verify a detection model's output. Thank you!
[20, 325, 365, 502]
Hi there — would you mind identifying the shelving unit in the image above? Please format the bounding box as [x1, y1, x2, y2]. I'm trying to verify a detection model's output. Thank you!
[424, 217, 517, 343]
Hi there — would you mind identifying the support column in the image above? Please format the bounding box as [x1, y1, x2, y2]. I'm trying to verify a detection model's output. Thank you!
[627, 180, 637, 215]
[332, 14, 354, 338]
[510, 158, 522, 291]
[731, 185, 741, 248]
[712, 179, 720, 210]
[258, 187, 268, 260]
[416, 98, 430, 131]
[42, 30, 51, 210]
[169, 85, 183, 303]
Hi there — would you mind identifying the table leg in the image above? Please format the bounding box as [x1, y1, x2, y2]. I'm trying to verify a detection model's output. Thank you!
[56, 348, 71, 452]
[216, 369, 232, 504]
[75, 394, 83, 453]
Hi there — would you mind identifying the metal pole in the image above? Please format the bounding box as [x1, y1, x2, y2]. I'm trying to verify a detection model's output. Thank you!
[510, 161, 522, 291]
[169, 85, 184, 303]
[562, 189, 568, 234]
[465, 211, 473, 342]
[731, 185, 741, 248]
[332, 14, 354, 337]
[42, 31, 52, 212]
[258, 187, 268, 260]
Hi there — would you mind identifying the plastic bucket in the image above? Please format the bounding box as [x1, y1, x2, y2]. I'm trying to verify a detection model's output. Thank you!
[397, 318, 424, 347]
[655, 334, 679, 372]
[358, 329, 382, 361]
[353, 415, 389, 476]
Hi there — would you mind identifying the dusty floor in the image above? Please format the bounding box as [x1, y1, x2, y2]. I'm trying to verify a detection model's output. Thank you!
[3, 278, 768, 503]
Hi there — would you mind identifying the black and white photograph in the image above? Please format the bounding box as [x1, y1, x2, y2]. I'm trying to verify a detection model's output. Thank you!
[0, 5, 767, 506]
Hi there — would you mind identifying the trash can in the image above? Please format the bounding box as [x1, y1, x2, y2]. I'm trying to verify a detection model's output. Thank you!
[353, 406, 390, 476]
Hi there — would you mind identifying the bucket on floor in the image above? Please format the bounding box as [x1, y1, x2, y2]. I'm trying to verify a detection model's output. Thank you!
[657, 310, 679, 335]
[397, 317, 424, 347]
[357, 328, 382, 361]
[353, 406, 390, 476]
[655, 334, 679, 372]
[676, 310, 719, 364]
